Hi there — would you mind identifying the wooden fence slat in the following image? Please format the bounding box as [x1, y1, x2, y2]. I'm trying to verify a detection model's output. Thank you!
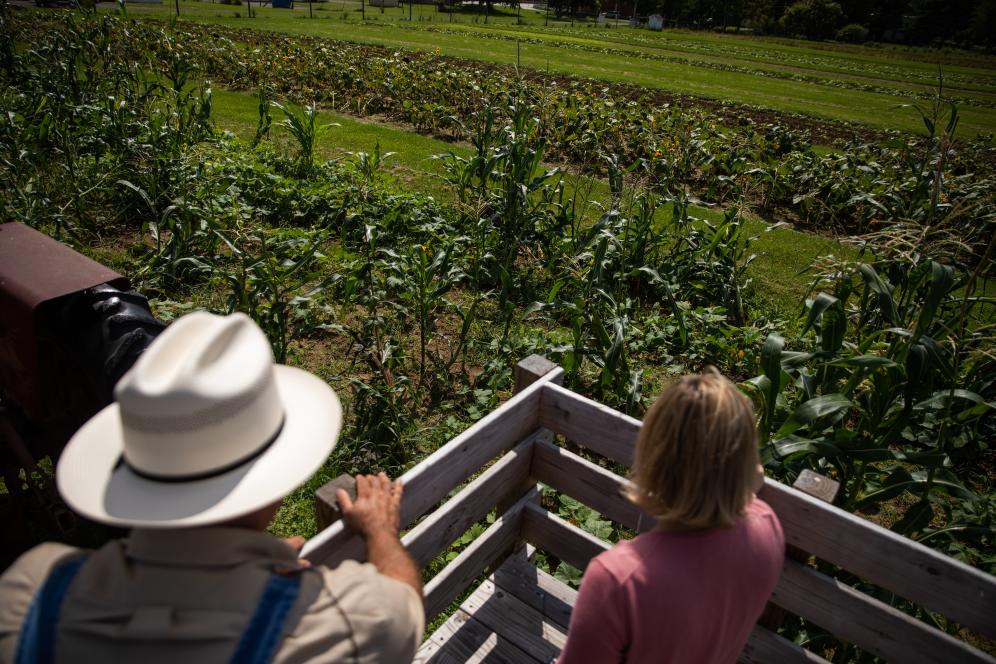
[302, 369, 561, 564]
[771, 558, 994, 664]
[521, 502, 611, 571]
[402, 436, 534, 569]
[739, 626, 832, 664]
[760, 480, 996, 641]
[531, 438, 652, 533]
[540, 385, 818, 491]
[423, 487, 539, 622]
[463, 579, 567, 663]
[299, 521, 364, 569]
[538, 382, 639, 466]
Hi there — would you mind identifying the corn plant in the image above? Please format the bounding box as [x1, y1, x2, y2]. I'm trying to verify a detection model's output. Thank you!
[215, 227, 329, 364]
[252, 89, 273, 147]
[434, 95, 561, 306]
[349, 141, 396, 183]
[272, 100, 337, 174]
[750, 254, 993, 540]
[381, 241, 466, 388]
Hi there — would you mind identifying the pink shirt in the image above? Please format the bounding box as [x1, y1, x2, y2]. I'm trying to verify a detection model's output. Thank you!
[558, 498, 784, 664]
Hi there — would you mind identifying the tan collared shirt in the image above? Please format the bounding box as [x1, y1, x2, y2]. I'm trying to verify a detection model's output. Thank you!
[0, 528, 423, 663]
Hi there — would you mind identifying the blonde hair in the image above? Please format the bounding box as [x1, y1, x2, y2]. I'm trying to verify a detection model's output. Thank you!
[627, 367, 759, 530]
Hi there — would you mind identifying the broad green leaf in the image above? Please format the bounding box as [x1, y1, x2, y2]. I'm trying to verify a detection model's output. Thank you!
[800, 292, 838, 337]
[776, 394, 852, 437]
[914, 262, 955, 338]
[859, 264, 901, 327]
[770, 435, 842, 459]
[892, 500, 933, 536]
[828, 355, 898, 369]
[761, 334, 784, 424]
[914, 389, 991, 410]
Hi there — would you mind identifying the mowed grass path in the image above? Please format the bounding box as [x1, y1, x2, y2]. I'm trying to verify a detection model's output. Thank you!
[213, 88, 849, 321]
[109, 2, 996, 137]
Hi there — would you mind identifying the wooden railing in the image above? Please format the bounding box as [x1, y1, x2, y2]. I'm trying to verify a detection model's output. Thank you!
[305, 356, 996, 664]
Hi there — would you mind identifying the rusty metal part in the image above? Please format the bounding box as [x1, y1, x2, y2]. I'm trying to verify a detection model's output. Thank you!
[0, 222, 128, 419]
[0, 404, 77, 536]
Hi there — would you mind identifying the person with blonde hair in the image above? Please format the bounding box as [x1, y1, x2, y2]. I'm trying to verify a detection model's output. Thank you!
[557, 367, 784, 663]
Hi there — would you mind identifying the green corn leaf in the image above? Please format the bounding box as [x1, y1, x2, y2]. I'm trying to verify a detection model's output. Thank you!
[800, 292, 838, 337]
[780, 351, 816, 370]
[776, 393, 852, 437]
[923, 468, 975, 500]
[859, 264, 901, 327]
[761, 334, 784, 425]
[914, 262, 955, 338]
[855, 468, 915, 508]
[914, 389, 992, 410]
[770, 435, 842, 459]
[828, 355, 898, 369]
[916, 335, 955, 382]
[892, 500, 933, 536]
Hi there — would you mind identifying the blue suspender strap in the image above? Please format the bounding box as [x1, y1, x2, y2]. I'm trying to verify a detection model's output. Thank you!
[230, 573, 302, 664]
[14, 554, 88, 664]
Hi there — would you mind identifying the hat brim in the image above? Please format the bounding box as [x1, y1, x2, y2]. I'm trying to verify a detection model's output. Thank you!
[56, 366, 342, 529]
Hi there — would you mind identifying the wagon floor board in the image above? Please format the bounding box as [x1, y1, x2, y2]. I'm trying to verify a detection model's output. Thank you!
[491, 553, 577, 631]
[419, 555, 577, 663]
[414, 607, 539, 664]
[463, 578, 567, 664]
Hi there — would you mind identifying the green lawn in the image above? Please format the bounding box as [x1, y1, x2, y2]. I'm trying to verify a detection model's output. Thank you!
[107, 1, 996, 137]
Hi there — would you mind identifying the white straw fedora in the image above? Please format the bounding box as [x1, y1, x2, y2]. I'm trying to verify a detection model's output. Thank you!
[56, 311, 342, 528]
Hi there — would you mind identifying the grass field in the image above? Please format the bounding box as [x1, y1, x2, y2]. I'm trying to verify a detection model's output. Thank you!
[104, 1, 996, 137]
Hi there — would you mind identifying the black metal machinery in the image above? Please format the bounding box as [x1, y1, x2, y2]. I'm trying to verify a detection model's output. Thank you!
[0, 223, 165, 564]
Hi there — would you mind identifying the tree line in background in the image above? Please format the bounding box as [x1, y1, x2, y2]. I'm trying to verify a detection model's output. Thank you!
[540, 0, 996, 48]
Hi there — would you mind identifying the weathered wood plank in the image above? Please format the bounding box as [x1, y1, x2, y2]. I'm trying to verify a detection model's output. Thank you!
[299, 521, 364, 569]
[760, 480, 996, 641]
[414, 608, 538, 664]
[515, 355, 562, 394]
[402, 436, 534, 569]
[423, 488, 539, 622]
[463, 579, 566, 664]
[771, 558, 995, 664]
[521, 502, 611, 571]
[302, 369, 561, 565]
[739, 625, 832, 664]
[492, 554, 577, 630]
[531, 438, 653, 534]
[538, 382, 639, 466]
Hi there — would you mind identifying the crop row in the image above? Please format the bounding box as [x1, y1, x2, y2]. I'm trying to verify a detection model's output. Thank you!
[399, 22, 996, 110]
[523, 24, 996, 91]
[8, 11, 995, 262]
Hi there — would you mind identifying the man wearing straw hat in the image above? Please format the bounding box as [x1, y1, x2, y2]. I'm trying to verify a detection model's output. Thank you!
[0, 312, 424, 663]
